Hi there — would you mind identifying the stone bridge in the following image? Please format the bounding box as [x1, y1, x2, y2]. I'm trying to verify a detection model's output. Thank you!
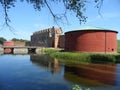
[0, 46, 43, 54]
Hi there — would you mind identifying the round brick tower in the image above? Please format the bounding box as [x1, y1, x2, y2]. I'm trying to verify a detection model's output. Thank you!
[65, 27, 118, 53]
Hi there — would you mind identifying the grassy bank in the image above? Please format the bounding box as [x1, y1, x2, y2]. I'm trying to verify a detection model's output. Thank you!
[117, 40, 120, 53]
[43, 48, 120, 64]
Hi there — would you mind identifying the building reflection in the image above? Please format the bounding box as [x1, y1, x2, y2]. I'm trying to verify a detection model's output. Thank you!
[30, 54, 61, 74]
[30, 54, 119, 86]
[64, 64, 117, 86]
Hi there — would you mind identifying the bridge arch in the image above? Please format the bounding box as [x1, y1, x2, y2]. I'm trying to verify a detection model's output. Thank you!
[4, 48, 14, 54]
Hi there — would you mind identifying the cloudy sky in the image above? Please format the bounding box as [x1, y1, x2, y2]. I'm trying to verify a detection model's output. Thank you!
[0, 0, 120, 40]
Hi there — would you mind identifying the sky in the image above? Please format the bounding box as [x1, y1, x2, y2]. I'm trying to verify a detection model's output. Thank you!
[0, 0, 120, 41]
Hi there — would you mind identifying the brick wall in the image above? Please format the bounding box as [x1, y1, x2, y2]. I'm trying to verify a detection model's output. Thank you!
[65, 30, 118, 53]
[31, 26, 62, 48]
[3, 41, 14, 46]
[58, 35, 65, 48]
[14, 41, 26, 46]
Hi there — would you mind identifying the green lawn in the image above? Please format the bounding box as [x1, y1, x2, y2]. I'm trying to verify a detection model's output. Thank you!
[117, 40, 120, 53]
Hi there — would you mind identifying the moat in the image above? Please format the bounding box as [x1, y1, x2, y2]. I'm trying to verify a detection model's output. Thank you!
[0, 54, 120, 90]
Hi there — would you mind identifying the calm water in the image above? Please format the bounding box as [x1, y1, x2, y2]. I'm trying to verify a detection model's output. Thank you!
[0, 54, 120, 90]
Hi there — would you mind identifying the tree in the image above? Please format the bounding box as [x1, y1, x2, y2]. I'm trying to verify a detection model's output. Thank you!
[0, 37, 7, 44]
[0, 0, 103, 26]
[11, 38, 29, 42]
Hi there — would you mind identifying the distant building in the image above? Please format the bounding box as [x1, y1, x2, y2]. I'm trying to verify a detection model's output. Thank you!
[3, 41, 14, 46]
[14, 41, 26, 46]
[31, 26, 63, 48]
[3, 41, 14, 53]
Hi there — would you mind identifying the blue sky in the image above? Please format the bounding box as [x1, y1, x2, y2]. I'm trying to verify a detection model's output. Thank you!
[0, 0, 120, 40]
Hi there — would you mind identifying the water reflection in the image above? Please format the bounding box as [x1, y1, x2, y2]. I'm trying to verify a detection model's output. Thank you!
[0, 54, 70, 90]
[30, 54, 120, 87]
[1, 54, 120, 90]
[30, 54, 61, 74]
[64, 64, 118, 86]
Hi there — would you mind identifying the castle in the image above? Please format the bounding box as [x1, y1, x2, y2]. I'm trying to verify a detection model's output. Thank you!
[31, 26, 64, 48]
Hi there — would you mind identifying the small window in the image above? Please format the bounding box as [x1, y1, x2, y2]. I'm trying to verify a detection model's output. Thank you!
[112, 48, 114, 51]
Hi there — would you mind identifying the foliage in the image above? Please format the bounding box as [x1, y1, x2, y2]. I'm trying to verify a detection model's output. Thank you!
[72, 85, 82, 90]
[89, 54, 116, 64]
[43, 48, 59, 54]
[11, 38, 29, 42]
[72, 85, 90, 90]
[0, 0, 104, 25]
[117, 40, 120, 53]
[43, 48, 117, 64]
[0, 37, 7, 44]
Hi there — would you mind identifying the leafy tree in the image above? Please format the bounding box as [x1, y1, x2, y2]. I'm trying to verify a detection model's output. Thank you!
[0, 0, 103, 26]
[11, 38, 29, 42]
[0, 37, 7, 44]
[11, 38, 19, 41]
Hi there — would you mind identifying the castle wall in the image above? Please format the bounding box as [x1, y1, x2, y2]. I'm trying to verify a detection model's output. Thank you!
[58, 35, 65, 48]
[31, 26, 63, 48]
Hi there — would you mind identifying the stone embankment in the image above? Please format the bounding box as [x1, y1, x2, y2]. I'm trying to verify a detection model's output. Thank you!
[0, 47, 43, 54]
[0, 47, 4, 54]
[14, 48, 28, 54]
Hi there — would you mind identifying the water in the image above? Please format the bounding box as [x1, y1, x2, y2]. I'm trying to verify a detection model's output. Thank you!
[0, 54, 120, 90]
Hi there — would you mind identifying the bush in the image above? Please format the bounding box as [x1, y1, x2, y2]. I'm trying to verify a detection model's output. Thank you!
[89, 54, 116, 64]
[43, 48, 59, 54]
[72, 85, 90, 90]
[43, 48, 117, 64]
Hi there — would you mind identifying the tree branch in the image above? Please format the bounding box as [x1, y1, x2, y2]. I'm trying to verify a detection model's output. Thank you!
[1, 0, 15, 33]
[44, 0, 56, 19]
[44, 0, 69, 25]
[95, 0, 104, 17]
[4, 0, 11, 26]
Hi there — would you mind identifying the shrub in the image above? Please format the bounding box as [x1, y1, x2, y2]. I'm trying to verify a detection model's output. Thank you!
[43, 48, 117, 64]
[72, 85, 90, 90]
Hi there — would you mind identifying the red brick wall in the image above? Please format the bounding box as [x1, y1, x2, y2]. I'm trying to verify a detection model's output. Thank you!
[3, 41, 14, 46]
[58, 35, 65, 48]
[65, 30, 117, 53]
[106, 32, 117, 53]
[14, 41, 26, 46]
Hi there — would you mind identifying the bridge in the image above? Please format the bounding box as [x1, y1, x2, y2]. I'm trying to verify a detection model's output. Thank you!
[0, 46, 43, 54]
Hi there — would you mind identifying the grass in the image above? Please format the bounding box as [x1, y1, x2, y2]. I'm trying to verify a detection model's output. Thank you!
[117, 40, 120, 53]
[43, 48, 118, 64]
